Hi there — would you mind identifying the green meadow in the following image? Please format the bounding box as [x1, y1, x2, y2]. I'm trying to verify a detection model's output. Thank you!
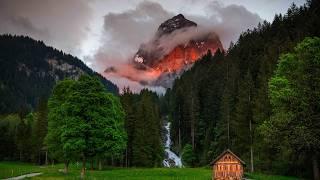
[0, 162, 300, 180]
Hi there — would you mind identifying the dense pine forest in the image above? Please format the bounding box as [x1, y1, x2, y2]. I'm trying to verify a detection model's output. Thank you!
[0, 0, 320, 179]
[121, 88, 163, 167]
[165, 0, 320, 178]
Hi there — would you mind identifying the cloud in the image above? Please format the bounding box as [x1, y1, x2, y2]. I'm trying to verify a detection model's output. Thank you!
[189, 1, 262, 48]
[103, 71, 166, 95]
[0, 0, 93, 55]
[0, 0, 263, 93]
[136, 26, 221, 66]
[90, 1, 174, 72]
[94, 1, 262, 92]
[8, 16, 50, 38]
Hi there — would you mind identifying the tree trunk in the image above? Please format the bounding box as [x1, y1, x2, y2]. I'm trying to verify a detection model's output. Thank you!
[178, 104, 182, 152]
[45, 151, 48, 165]
[90, 159, 94, 170]
[38, 151, 41, 165]
[249, 117, 254, 172]
[249, 92, 254, 173]
[191, 96, 195, 150]
[227, 105, 230, 148]
[20, 150, 22, 161]
[313, 153, 319, 180]
[125, 148, 128, 167]
[64, 161, 69, 174]
[226, 64, 230, 148]
[81, 157, 86, 179]
[99, 159, 102, 170]
[250, 144, 254, 172]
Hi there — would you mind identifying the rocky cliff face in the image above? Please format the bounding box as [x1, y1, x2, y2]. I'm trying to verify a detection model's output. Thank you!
[0, 35, 118, 113]
[132, 14, 223, 88]
[157, 14, 197, 37]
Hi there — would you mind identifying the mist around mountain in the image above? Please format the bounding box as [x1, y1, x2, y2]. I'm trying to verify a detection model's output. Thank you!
[105, 14, 223, 88]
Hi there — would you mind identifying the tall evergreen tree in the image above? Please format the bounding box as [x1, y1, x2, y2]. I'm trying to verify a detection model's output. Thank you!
[131, 90, 163, 167]
[33, 97, 48, 164]
[234, 70, 254, 172]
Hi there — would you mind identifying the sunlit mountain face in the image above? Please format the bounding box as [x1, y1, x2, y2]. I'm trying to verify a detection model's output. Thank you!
[105, 14, 223, 88]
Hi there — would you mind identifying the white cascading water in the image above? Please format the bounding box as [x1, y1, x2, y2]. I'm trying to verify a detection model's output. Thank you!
[163, 121, 182, 167]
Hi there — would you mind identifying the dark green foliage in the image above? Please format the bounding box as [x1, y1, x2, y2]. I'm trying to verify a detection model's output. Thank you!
[261, 37, 320, 179]
[182, 144, 196, 167]
[0, 106, 48, 163]
[45, 75, 126, 174]
[15, 113, 33, 161]
[0, 35, 118, 114]
[167, 0, 320, 178]
[121, 88, 163, 167]
[0, 115, 19, 160]
[32, 98, 48, 163]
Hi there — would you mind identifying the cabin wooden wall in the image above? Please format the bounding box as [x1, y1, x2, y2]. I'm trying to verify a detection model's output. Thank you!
[212, 153, 243, 180]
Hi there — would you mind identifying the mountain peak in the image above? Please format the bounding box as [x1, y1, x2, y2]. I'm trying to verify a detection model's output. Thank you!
[127, 15, 223, 88]
[175, 13, 185, 19]
[157, 14, 197, 36]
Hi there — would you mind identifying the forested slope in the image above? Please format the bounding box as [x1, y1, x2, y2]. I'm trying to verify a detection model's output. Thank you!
[0, 35, 118, 114]
[166, 0, 320, 178]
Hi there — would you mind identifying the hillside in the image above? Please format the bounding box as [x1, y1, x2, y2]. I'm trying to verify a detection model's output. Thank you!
[0, 35, 118, 114]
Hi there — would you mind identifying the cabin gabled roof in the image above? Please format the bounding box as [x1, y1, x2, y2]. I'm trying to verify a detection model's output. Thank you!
[210, 149, 245, 166]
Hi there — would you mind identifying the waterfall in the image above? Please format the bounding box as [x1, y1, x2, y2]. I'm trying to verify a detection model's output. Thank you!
[163, 121, 182, 167]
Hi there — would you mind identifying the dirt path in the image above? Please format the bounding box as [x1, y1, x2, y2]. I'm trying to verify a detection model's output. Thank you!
[3, 172, 43, 180]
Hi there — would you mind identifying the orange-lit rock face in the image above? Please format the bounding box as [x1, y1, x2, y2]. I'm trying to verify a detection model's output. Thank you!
[152, 37, 222, 73]
[129, 14, 223, 87]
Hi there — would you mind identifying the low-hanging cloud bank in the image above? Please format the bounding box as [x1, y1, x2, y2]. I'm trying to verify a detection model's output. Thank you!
[93, 1, 262, 92]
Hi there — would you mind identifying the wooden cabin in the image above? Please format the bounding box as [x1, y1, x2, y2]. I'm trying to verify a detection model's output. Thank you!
[210, 149, 245, 180]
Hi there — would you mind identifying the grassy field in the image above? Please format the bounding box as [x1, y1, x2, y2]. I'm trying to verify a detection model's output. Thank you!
[245, 173, 300, 180]
[0, 161, 300, 180]
[0, 161, 46, 179]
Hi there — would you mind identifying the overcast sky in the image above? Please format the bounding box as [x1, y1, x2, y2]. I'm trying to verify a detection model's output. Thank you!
[0, 0, 306, 91]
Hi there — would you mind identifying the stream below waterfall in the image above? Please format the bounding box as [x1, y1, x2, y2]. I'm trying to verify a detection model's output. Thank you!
[163, 121, 182, 167]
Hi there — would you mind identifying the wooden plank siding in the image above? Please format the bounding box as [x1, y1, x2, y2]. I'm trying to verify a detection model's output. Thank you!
[210, 149, 245, 180]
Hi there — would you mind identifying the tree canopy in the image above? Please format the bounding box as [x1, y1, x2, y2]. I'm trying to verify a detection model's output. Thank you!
[45, 75, 126, 175]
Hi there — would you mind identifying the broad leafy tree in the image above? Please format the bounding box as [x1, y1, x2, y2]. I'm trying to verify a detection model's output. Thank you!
[46, 75, 126, 176]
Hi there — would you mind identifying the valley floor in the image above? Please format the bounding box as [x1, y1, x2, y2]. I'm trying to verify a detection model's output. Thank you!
[0, 162, 299, 180]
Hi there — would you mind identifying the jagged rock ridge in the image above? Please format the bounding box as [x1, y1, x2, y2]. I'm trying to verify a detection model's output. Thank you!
[157, 14, 197, 36]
